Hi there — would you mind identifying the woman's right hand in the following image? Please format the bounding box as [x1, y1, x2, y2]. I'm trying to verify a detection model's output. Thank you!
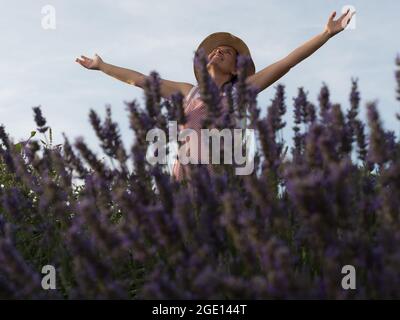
[75, 54, 104, 70]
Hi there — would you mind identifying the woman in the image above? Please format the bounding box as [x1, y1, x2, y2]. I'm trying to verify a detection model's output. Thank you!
[76, 9, 355, 181]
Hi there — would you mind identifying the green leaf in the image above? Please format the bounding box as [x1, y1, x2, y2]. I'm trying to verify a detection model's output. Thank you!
[14, 142, 22, 153]
[30, 131, 36, 138]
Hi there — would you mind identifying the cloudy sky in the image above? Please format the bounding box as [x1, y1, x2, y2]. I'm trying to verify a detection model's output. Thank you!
[1, 0, 399, 159]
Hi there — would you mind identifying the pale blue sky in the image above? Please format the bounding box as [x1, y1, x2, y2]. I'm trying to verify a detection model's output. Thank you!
[1, 0, 399, 157]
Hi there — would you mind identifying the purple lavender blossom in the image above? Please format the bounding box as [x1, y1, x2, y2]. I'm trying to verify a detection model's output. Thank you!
[0, 53, 400, 300]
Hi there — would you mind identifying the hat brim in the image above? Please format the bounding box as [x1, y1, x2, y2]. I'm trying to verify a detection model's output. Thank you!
[194, 32, 256, 83]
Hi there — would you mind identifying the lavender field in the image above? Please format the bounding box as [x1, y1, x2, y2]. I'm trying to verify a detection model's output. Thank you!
[0, 53, 399, 299]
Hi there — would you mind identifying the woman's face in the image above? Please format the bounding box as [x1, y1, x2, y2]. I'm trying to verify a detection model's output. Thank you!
[207, 45, 237, 76]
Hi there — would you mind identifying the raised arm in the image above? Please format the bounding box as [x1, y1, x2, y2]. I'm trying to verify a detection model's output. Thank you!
[246, 9, 356, 93]
[75, 54, 194, 99]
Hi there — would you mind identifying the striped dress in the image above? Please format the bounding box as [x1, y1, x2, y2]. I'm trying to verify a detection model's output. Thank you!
[171, 85, 247, 182]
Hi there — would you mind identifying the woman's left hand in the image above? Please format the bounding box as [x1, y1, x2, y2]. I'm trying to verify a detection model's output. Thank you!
[324, 9, 356, 38]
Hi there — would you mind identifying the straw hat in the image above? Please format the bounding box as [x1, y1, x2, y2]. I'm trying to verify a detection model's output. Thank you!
[194, 32, 256, 82]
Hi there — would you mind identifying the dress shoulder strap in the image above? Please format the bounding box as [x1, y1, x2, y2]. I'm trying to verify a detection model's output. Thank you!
[184, 85, 200, 104]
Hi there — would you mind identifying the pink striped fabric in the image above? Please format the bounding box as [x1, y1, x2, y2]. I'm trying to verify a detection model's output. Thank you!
[172, 85, 231, 181]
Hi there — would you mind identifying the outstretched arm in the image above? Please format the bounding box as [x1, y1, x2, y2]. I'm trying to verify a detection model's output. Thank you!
[246, 9, 356, 93]
[76, 54, 194, 99]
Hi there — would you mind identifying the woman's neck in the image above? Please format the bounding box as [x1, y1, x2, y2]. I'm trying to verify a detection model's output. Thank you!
[207, 68, 232, 90]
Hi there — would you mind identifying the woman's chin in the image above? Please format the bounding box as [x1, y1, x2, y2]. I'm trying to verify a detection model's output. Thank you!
[207, 60, 218, 68]
[208, 59, 223, 69]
